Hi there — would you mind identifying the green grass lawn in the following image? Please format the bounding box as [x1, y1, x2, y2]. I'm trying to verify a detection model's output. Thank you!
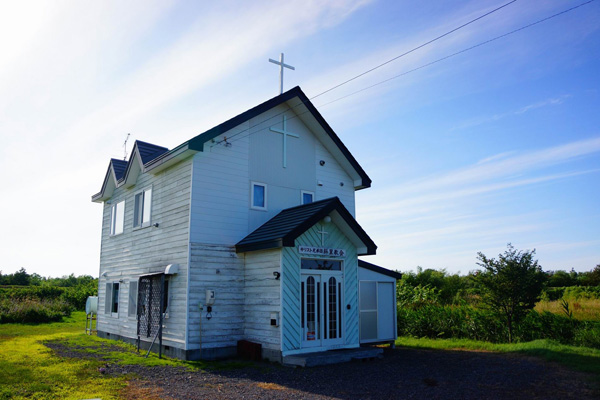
[396, 336, 600, 378]
[0, 312, 193, 400]
[3, 312, 600, 399]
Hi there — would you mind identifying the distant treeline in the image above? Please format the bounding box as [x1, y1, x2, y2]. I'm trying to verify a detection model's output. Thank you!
[397, 265, 600, 306]
[0, 268, 98, 323]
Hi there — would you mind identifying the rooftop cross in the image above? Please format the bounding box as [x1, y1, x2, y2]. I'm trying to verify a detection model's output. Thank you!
[269, 53, 295, 95]
[270, 115, 298, 168]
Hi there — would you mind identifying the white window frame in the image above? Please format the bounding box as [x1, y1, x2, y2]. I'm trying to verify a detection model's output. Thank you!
[128, 280, 138, 318]
[301, 190, 314, 205]
[133, 186, 153, 229]
[110, 200, 125, 236]
[250, 181, 267, 211]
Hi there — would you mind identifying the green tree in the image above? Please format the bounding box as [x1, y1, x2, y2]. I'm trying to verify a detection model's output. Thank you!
[10, 268, 31, 286]
[473, 244, 546, 342]
[547, 270, 576, 287]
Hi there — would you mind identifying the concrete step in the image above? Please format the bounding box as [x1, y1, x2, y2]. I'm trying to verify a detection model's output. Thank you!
[283, 347, 383, 367]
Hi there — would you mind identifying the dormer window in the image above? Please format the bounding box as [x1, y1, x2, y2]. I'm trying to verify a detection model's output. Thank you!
[110, 201, 124, 235]
[251, 182, 267, 210]
[134, 187, 152, 228]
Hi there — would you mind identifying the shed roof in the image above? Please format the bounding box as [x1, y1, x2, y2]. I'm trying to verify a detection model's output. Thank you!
[358, 260, 402, 280]
[235, 197, 376, 256]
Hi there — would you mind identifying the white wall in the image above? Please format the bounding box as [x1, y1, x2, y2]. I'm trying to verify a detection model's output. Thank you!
[97, 158, 192, 348]
[243, 249, 281, 351]
[187, 243, 245, 350]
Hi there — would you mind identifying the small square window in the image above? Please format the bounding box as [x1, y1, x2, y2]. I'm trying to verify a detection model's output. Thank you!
[134, 188, 152, 228]
[301, 191, 314, 205]
[110, 201, 124, 235]
[251, 182, 267, 210]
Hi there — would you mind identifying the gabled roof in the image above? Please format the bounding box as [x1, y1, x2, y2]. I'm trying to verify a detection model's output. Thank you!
[235, 197, 377, 256]
[136, 140, 169, 164]
[93, 86, 371, 202]
[111, 159, 127, 181]
[358, 260, 402, 280]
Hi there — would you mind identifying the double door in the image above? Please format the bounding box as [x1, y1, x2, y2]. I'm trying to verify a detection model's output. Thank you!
[301, 272, 344, 348]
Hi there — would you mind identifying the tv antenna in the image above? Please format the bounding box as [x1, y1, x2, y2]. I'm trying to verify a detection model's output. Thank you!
[123, 133, 131, 160]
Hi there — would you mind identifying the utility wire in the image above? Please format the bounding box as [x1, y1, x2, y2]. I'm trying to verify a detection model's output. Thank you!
[317, 0, 597, 109]
[213, 1, 516, 147]
[311, 0, 517, 100]
[219, 0, 594, 147]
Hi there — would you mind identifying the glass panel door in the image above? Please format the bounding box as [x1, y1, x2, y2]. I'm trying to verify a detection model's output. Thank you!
[301, 274, 321, 347]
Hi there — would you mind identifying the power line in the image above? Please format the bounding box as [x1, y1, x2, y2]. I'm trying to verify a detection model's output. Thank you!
[311, 0, 518, 100]
[316, 0, 597, 110]
[219, 0, 594, 147]
[213, 1, 516, 147]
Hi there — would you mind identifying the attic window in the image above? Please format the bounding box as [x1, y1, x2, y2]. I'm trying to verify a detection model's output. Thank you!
[301, 191, 314, 205]
[110, 201, 124, 235]
[134, 188, 152, 228]
[251, 182, 267, 210]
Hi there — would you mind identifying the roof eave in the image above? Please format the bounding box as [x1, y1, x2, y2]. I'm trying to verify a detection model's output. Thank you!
[235, 239, 284, 253]
[144, 143, 199, 174]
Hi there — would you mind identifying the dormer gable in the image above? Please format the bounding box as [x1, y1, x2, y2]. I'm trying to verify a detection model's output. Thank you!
[91, 141, 168, 202]
[121, 141, 169, 188]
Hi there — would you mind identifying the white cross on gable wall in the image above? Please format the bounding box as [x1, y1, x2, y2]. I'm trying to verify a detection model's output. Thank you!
[317, 225, 328, 246]
[270, 115, 298, 168]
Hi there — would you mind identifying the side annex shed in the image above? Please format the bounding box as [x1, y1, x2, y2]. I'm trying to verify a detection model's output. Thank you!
[358, 260, 401, 345]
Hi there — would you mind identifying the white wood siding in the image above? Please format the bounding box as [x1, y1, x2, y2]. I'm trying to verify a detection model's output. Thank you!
[315, 139, 355, 216]
[187, 243, 245, 350]
[243, 250, 281, 350]
[97, 158, 192, 349]
[189, 122, 250, 245]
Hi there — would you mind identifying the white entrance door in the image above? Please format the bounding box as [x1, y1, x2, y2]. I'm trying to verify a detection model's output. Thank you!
[301, 272, 344, 348]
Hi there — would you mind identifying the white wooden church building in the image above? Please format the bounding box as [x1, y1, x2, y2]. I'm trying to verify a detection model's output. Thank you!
[92, 86, 400, 362]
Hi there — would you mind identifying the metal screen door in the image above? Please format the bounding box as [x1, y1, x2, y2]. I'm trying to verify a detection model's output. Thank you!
[137, 274, 165, 352]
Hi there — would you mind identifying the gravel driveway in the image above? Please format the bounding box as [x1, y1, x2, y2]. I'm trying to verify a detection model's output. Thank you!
[47, 343, 598, 399]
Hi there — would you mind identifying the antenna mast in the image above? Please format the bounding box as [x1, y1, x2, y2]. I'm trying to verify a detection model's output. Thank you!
[123, 133, 131, 160]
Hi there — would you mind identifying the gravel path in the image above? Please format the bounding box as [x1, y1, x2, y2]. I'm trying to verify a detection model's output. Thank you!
[46, 342, 598, 399]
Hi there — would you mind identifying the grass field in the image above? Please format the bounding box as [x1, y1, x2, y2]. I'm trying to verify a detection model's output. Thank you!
[0, 312, 189, 400]
[536, 299, 600, 321]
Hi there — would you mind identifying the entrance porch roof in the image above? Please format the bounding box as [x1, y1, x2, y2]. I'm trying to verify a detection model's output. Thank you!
[235, 197, 377, 256]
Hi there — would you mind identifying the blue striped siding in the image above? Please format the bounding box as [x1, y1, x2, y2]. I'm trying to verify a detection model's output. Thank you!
[281, 222, 360, 352]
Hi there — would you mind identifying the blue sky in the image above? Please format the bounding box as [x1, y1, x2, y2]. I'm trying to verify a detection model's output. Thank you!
[0, 0, 598, 276]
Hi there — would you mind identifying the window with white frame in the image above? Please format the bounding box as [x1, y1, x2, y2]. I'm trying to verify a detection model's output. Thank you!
[110, 200, 125, 235]
[134, 187, 152, 228]
[105, 282, 120, 315]
[128, 280, 138, 317]
[301, 190, 314, 205]
[251, 182, 267, 210]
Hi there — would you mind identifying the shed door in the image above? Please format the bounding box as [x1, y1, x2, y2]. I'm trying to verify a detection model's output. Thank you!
[377, 282, 395, 340]
[360, 281, 396, 342]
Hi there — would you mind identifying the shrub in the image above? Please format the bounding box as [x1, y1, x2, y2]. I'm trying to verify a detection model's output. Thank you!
[574, 322, 600, 348]
[0, 298, 72, 324]
[397, 304, 507, 342]
[0, 283, 97, 311]
[541, 287, 566, 301]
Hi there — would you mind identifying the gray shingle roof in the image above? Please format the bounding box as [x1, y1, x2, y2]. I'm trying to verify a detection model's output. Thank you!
[135, 140, 169, 164]
[110, 159, 127, 181]
[235, 197, 376, 255]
